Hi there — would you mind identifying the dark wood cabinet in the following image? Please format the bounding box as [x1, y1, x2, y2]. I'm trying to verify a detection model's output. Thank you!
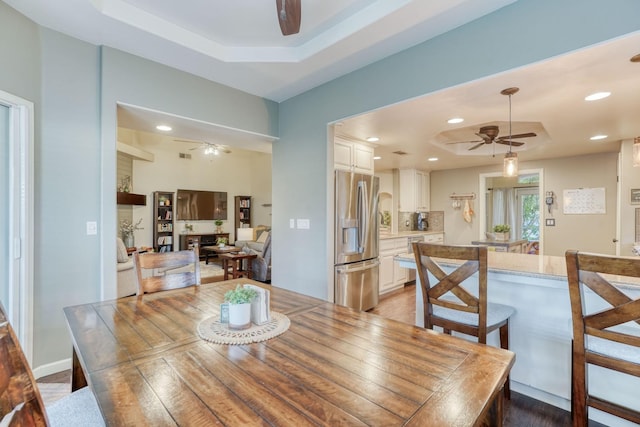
[153, 191, 174, 252]
[234, 196, 251, 242]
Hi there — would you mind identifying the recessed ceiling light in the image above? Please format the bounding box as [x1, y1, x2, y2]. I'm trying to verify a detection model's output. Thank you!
[590, 134, 608, 141]
[584, 92, 611, 101]
[428, 157, 438, 161]
[156, 125, 172, 131]
[373, 156, 381, 160]
[366, 137, 379, 142]
[447, 118, 464, 124]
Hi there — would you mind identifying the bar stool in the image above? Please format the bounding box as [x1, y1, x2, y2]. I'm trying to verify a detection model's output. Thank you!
[413, 242, 515, 399]
[565, 250, 640, 426]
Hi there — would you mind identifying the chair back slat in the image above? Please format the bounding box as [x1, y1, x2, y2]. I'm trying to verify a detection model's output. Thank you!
[133, 246, 201, 295]
[0, 304, 48, 426]
[565, 250, 640, 426]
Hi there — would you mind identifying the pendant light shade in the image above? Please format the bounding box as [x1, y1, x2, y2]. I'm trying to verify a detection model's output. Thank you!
[633, 137, 640, 167]
[503, 151, 518, 177]
[501, 87, 519, 177]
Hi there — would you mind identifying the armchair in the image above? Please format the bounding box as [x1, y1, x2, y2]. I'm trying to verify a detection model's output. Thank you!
[250, 232, 271, 283]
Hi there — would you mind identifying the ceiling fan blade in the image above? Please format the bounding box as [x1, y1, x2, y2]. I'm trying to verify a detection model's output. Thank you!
[446, 139, 483, 145]
[495, 140, 525, 147]
[503, 132, 537, 139]
[469, 142, 486, 151]
[276, 0, 301, 36]
[174, 138, 201, 144]
[475, 132, 492, 141]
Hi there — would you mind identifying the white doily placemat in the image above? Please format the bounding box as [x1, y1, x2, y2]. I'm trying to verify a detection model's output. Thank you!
[197, 311, 290, 345]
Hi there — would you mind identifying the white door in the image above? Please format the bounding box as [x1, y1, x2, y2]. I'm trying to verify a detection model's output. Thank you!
[0, 90, 34, 362]
[1, 104, 9, 307]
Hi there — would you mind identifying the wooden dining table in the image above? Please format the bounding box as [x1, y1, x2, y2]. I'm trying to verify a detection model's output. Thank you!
[63, 278, 515, 426]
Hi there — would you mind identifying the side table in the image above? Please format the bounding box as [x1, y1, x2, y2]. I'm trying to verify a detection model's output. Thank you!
[218, 252, 258, 280]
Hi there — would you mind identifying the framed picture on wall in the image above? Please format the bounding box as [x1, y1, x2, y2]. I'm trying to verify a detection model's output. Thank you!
[631, 189, 640, 205]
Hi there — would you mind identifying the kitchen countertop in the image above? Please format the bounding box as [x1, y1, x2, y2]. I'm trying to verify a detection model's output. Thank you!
[379, 230, 443, 240]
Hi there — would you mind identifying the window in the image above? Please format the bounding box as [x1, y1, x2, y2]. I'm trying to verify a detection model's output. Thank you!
[516, 188, 539, 240]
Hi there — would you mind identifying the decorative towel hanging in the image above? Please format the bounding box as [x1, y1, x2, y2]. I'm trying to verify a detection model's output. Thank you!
[463, 200, 474, 223]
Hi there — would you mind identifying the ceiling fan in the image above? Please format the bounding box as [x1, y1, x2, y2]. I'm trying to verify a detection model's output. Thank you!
[174, 139, 231, 156]
[447, 88, 537, 151]
[276, 0, 301, 36]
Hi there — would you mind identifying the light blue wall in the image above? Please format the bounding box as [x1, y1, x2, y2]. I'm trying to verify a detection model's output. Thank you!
[273, 0, 640, 299]
[36, 28, 102, 366]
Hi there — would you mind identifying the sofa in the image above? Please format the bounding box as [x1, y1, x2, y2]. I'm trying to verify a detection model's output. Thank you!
[116, 238, 136, 297]
[234, 226, 270, 253]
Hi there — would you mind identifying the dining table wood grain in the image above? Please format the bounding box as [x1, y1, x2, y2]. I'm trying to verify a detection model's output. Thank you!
[63, 278, 515, 426]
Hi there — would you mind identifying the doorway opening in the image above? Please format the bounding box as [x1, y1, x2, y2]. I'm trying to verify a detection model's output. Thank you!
[479, 168, 544, 257]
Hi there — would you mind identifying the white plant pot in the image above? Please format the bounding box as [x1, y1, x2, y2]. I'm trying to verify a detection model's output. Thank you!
[228, 303, 252, 329]
[494, 232, 510, 241]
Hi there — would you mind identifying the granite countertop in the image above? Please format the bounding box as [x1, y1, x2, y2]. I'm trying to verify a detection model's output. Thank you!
[379, 230, 444, 240]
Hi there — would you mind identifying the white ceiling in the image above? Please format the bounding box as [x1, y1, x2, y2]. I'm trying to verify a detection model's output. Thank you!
[6, 1, 640, 171]
[4, 0, 514, 102]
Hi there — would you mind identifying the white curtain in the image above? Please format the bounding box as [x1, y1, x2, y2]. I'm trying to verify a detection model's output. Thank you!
[491, 188, 516, 229]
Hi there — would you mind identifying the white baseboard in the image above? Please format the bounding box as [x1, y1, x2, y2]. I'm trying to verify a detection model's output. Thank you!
[32, 358, 71, 380]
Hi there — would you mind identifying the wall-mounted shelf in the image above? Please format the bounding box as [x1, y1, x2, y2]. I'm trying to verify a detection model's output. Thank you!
[449, 192, 476, 200]
[117, 192, 146, 205]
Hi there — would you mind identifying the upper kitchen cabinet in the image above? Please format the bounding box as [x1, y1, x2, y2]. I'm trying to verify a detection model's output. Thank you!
[334, 138, 374, 175]
[398, 169, 429, 212]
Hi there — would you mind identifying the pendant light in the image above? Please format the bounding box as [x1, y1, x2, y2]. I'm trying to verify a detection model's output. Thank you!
[501, 87, 519, 177]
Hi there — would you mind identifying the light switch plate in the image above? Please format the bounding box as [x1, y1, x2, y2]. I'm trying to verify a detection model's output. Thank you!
[289, 218, 295, 228]
[86, 221, 97, 235]
[297, 219, 310, 229]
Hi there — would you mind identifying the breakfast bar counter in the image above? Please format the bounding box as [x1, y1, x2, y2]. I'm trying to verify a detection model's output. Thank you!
[396, 251, 640, 427]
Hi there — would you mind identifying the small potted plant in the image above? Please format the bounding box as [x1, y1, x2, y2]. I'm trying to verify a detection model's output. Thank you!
[217, 236, 228, 247]
[214, 219, 223, 233]
[224, 285, 258, 329]
[493, 224, 511, 241]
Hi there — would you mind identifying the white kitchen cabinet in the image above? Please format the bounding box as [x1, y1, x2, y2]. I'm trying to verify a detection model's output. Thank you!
[398, 169, 429, 211]
[379, 237, 410, 294]
[334, 138, 374, 175]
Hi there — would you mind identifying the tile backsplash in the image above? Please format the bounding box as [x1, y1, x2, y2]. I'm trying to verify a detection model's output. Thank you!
[397, 211, 444, 232]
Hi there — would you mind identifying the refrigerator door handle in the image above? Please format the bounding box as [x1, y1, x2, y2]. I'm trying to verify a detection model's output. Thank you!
[357, 180, 369, 253]
[336, 259, 380, 274]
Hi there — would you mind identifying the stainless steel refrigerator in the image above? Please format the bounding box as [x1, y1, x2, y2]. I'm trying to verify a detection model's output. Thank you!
[334, 170, 379, 311]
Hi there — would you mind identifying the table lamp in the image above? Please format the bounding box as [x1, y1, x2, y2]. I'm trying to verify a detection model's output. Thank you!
[237, 228, 254, 242]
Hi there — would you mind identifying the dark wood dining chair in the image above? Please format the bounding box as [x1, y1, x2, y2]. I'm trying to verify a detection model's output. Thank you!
[413, 242, 515, 399]
[133, 245, 201, 295]
[0, 303, 103, 426]
[565, 250, 640, 426]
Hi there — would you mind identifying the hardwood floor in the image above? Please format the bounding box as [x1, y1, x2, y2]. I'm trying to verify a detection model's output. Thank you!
[38, 282, 606, 426]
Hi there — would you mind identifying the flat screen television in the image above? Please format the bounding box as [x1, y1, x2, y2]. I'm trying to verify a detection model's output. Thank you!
[176, 189, 227, 220]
